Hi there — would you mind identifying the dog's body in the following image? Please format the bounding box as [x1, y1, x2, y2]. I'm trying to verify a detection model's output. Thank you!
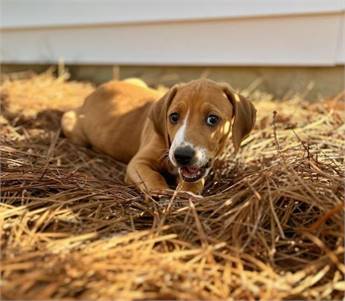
[62, 78, 256, 194]
[62, 80, 163, 163]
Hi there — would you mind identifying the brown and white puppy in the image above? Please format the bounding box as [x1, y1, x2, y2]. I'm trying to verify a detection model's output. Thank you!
[62, 78, 256, 195]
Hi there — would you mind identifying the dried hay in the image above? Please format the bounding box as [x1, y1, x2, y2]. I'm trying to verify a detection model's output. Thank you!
[1, 71, 344, 300]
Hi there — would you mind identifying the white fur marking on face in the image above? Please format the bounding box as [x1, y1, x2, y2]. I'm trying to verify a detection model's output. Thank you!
[168, 111, 209, 168]
[173, 112, 189, 147]
[169, 112, 191, 165]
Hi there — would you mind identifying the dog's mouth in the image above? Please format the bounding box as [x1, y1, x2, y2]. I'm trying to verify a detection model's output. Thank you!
[179, 165, 207, 182]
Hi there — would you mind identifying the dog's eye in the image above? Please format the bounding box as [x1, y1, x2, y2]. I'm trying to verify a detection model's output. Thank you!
[206, 114, 220, 126]
[169, 112, 180, 124]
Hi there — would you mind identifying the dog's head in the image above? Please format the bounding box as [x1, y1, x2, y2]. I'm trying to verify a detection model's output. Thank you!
[150, 79, 256, 183]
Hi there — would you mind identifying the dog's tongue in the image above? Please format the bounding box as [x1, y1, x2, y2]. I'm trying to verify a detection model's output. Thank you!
[182, 166, 200, 176]
[185, 166, 199, 173]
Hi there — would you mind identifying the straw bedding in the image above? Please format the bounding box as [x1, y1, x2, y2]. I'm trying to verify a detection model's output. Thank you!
[1, 71, 344, 300]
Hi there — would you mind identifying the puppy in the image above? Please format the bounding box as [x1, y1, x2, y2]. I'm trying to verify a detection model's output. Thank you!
[62, 78, 256, 194]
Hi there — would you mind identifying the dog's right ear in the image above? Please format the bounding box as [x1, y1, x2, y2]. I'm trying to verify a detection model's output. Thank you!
[149, 85, 179, 144]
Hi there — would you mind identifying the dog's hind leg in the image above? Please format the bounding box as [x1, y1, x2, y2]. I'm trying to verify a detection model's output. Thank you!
[123, 78, 148, 88]
[61, 108, 88, 146]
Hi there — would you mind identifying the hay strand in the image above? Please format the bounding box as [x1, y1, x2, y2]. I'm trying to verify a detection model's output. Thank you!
[1, 71, 344, 300]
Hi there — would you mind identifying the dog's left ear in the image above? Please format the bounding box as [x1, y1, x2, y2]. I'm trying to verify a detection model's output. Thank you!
[220, 83, 256, 152]
[149, 85, 179, 145]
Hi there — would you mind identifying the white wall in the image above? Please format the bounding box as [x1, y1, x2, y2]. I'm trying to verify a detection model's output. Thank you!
[1, 0, 344, 66]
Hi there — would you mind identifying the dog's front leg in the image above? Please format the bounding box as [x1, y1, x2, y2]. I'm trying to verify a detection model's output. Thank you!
[177, 179, 205, 195]
[126, 159, 169, 193]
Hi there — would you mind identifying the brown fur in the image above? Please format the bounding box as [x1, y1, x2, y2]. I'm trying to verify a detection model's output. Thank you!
[62, 78, 256, 194]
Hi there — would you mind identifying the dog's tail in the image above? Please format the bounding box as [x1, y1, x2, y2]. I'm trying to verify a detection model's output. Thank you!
[61, 108, 88, 146]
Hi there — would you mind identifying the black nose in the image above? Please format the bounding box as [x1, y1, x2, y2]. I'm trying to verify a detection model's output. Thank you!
[174, 146, 195, 166]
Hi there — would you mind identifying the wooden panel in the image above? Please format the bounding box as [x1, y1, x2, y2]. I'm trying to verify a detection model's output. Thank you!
[1, 14, 342, 66]
[336, 13, 345, 64]
[2, 0, 344, 29]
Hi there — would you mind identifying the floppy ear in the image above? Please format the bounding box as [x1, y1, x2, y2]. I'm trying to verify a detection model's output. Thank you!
[221, 84, 256, 152]
[149, 85, 179, 145]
